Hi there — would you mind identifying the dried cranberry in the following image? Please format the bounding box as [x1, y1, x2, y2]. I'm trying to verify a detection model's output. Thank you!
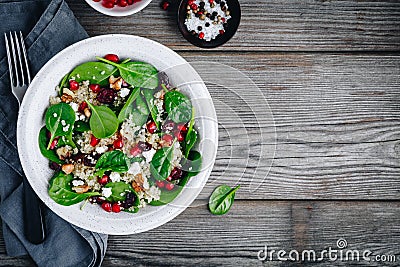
[170, 167, 183, 180]
[130, 145, 142, 157]
[97, 88, 116, 104]
[162, 120, 175, 132]
[49, 162, 61, 171]
[137, 141, 152, 151]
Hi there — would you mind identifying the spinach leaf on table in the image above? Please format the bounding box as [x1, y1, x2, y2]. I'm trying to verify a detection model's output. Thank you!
[94, 150, 130, 177]
[164, 91, 192, 123]
[150, 141, 176, 181]
[86, 101, 119, 139]
[97, 57, 159, 89]
[68, 62, 117, 86]
[104, 182, 139, 204]
[38, 126, 64, 164]
[45, 102, 76, 149]
[208, 185, 240, 215]
[150, 151, 202, 206]
[48, 172, 100, 206]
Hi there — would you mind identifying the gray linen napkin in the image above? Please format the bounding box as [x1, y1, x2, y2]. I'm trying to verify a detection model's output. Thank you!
[0, 0, 107, 266]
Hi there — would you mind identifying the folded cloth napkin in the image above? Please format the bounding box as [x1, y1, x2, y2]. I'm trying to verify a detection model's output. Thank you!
[0, 0, 107, 266]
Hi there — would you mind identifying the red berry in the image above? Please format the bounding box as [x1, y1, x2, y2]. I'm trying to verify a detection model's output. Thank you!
[199, 32, 205, 39]
[113, 138, 123, 149]
[176, 123, 188, 132]
[162, 134, 173, 146]
[78, 101, 88, 113]
[130, 145, 142, 157]
[102, 0, 114, 8]
[170, 167, 183, 180]
[112, 203, 121, 213]
[104, 54, 119, 63]
[209, 0, 214, 3]
[118, 0, 128, 6]
[98, 175, 109, 185]
[101, 202, 112, 212]
[146, 121, 157, 133]
[190, 3, 197, 10]
[127, 0, 133, 4]
[197, 11, 203, 15]
[90, 135, 100, 147]
[156, 180, 165, 188]
[221, 17, 226, 23]
[219, 30, 225, 35]
[69, 80, 79, 90]
[93, 0, 101, 2]
[49, 138, 58, 150]
[188, 0, 194, 5]
[161, 0, 170, 10]
[89, 84, 101, 93]
[165, 183, 175, 191]
[174, 130, 185, 142]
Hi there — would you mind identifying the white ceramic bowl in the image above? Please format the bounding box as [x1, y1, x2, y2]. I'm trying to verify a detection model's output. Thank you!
[17, 34, 218, 234]
[84, 0, 152, 17]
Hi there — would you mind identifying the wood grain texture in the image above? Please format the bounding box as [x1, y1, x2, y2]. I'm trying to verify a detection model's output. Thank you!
[66, 0, 400, 51]
[2, 201, 398, 266]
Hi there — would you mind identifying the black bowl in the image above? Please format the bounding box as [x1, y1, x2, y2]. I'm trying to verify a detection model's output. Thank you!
[177, 0, 241, 48]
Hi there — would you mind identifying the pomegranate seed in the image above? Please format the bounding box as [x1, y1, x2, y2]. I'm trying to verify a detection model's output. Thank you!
[102, 0, 114, 8]
[188, 0, 194, 5]
[166, 176, 172, 182]
[118, 0, 128, 6]
[113, 138, 123, 149]
[130, 145, 142, 157]
[174, 130, 185, 142]
[104, 54, 119, 63]
[112, 203, 121, 213]
[190, 3, 197, 10]
[146, 121, 157, 133]
[101, 202, 112, 212]
[176, 123, 188, 132]
[156, 180, 165, 188]
[93, 0, 101, 2]
[199, 32, 205, 39]
[197, 11, 203, 15]
[209, 0, 214, 3]
[69, 80, 79, 90]
[89, 84, 101, 93]
[90, 135, 100, 147]
[162, 134, 173, 146]
[165, 183, 175, 191]
[50, 138, 58, 150]
[78, 101, 88, 113]
[221, 17, 226, 23]
[98, 175, 109, 185]
[127, 0, 133, 4]
[219, 30, 225, 35]
[161, 0, 170, 10]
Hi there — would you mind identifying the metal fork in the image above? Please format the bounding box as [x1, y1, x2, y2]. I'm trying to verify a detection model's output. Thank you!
[4, 31, 46, 244]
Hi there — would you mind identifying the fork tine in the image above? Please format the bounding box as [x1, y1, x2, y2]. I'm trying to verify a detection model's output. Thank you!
[9, 32, 20, 86]
[4, 33, 15, 86]
[19, 31, 31, 84]
[14, 32, 25, 86]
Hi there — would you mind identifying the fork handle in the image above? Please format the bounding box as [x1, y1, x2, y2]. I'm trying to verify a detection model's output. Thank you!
[23, 176, 46, 244]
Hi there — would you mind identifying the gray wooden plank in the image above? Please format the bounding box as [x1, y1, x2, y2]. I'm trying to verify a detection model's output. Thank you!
[2, 201, 398, 266]
[66, 0, 400, 51]
[178, 52, 400, 199]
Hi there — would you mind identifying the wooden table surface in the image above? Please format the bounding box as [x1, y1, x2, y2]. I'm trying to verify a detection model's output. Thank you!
[1, 0, 400, 266]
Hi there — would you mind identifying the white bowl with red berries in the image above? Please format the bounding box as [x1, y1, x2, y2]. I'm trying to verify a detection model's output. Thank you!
[17, 34, 218, 234]
[85, 0, 152, 16]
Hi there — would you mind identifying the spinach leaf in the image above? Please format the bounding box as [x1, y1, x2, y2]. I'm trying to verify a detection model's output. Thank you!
[94, 150, 130, 176]
[48, 172, 100, 206]
[183, 107, 197, 158]
[208, 185, 240, 215]
[57, 131, 76, 148]
[86, 101, 119, 139]
[45, 102, 76, 149]
[59, 72, 70, 95]
[150, 151, 202, 206]
[118, 87, 140, 122]
[104, 182, 138, 203]
[150, 141, 176, 181]
[97, 57, 158, 89]
[142, 88, 160, 129]
[68, 62, 117, 86]
[164, 91, 192, 123]
[123, 207, 140, 213]
[74, 121, 90, 133]
[38, 127, 64, 164]
[130, 93, 149, 126]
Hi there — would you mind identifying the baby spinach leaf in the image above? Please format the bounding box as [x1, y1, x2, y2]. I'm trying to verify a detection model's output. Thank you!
[57, 131, 76, 149]
[142, 88, 160, 129]
[104, 182, 138, 203]
[38, 127, 64, 164]
[97, 57, 158, 89]
[123, 207, 140, 213]
[48, 172, 100, 206]
[208, 185, 240, 215]
[164, 91, 192, 123]
[94, 150, 130, 176]
[68, 62, 117, 86]
[58, 72, 70, 95]
[45, 102, 76, 149]
[86, 101, 119, 139]
[74, 121, 90, 133]
[150, 151, 202, 206]
[150, 141, 176, 181]
[118, 87, 140, 122]
[183, 108, 197, 157]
